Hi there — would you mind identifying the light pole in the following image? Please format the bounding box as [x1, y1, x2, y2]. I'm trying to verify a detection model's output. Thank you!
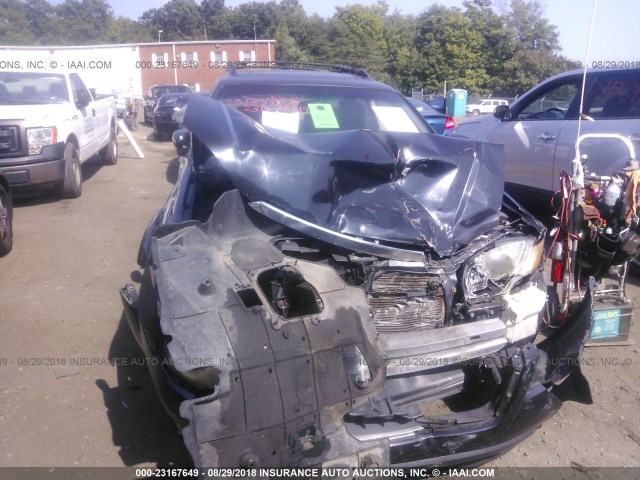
[158, 30, 163, 43]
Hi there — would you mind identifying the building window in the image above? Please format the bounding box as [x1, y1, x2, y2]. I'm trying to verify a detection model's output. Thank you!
[239, 50, 255, 62]
[181, 51, 198, 66]
[151, 53, 168, 67]
[187, 83, 200, 92]
[211, 50, 227, 63]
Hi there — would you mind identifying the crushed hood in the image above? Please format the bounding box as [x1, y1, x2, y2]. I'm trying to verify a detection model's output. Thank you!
[183, 95, 505, 257]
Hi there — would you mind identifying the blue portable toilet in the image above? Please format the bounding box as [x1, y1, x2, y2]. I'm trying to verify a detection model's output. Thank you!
[446, 89, 467, 117]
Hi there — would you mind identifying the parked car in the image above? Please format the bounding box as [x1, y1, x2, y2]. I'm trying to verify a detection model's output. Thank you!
[466, 98, 509, 115]
[121, 64, 593, 469]
[426, 96, 446, 114]
[406, 96, 455, 134]
[0, 70, 118, 198]
[455, 68, 640, 207]
[143, 84, 191, 124]
[0, 173, 13, 256]
[152, 93, 191, 140]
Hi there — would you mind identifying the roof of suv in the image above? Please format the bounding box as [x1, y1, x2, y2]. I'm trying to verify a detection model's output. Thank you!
[212, 67, 394, 92]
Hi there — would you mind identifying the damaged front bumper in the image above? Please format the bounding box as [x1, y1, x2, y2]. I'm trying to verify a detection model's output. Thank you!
[120, 194, 594, 469]
[120, 280, 593, 468]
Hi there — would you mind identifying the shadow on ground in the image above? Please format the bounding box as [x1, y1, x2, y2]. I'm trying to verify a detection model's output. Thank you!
[98, 278, 192, 469]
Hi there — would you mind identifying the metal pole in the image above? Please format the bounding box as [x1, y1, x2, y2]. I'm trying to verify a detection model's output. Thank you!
[253, 21, 258, 58]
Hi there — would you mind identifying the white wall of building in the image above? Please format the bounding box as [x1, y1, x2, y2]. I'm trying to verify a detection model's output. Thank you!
[1, 45, 143, 96]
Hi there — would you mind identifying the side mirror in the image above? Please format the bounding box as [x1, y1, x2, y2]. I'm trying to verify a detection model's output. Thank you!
[494, 104, 511, 120]
[172, 128, 191, 155]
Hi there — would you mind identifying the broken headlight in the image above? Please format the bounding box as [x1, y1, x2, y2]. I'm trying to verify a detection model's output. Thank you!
[463, 237, 543, 299]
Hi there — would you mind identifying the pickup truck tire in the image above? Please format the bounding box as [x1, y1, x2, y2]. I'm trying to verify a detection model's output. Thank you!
[101, 126, 118, 166]
[61, 142, 82, 199]
[0, 183, 13, 256]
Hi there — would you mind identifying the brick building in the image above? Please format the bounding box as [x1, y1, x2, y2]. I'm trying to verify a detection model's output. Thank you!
[138, 40, 274, 94]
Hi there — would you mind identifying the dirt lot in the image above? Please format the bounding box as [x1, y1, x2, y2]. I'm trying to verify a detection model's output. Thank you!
[0, 122, 639, 470]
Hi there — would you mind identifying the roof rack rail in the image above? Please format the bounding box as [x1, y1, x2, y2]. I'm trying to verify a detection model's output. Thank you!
[227, 61, 371, 79]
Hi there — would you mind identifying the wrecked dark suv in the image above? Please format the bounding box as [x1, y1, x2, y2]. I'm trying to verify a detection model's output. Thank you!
[121, 65, 594, 469]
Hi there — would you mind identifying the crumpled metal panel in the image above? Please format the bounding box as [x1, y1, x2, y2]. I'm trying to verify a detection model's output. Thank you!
[182, 95, 505, 257]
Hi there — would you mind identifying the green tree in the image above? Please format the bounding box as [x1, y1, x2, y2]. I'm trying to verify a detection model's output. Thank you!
[227, 1, 279, 39]
[140, 0, 204, 41]
[108, 17, 153, 44]
[0, 0, 36, 44]
[487, 0, 564, 95]
[508, 0, 559, 52]
[57, 0, 114, 44]
[25, 0, 62, 45]
[463, 0, 515, 80]
[327, 2, 391, 82]
[200, 0, 225, 39]
[415, 5, 488, 95]
[383, 12, 420, 92]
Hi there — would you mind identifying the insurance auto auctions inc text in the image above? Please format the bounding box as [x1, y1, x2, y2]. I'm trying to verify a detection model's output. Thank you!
[188, 468, 495, 478]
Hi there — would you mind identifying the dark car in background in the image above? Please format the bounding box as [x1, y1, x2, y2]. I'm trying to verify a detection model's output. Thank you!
[152, 93, 191, 140]
[143, 84, 191, 124]
[426, 96, 446, 114]
[122, 63, 595, 469]
[406, 96, 455, 135]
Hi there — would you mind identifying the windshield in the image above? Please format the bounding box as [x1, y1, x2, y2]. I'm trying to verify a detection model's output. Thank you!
[158, 93, 191, 107]
[214, 84, 430, 134]
[0, 72, 68, 104]
[152, 85, 191, 98]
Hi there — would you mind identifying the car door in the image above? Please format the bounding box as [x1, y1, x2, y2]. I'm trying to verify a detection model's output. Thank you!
[552, 69, 640, 192]
[491, 76, 581, 194]
[69, 73, 97, 162]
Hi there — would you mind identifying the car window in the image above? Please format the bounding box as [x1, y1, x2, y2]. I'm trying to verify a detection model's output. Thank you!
[153, 85, 191, 98]
[0, 72, 68, 104]
[584, 71, 640, 119]
[517, 82, 579, 120]
[214, 84, 430, 134]
[69, 73, 91, 105]
[158, 94, 190, 107]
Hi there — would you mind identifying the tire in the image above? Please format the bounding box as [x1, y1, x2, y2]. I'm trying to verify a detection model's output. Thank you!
[0, 183, 13, 256]
[473, 109, 480, 115]
[61, 142, 82, 199]
[101, 125, 118, 166]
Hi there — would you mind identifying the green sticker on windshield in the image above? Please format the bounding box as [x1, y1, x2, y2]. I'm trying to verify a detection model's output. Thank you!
[308, 103, 339, 129]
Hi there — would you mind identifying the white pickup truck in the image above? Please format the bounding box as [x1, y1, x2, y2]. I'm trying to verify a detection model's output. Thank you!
[0, 70, 118, 198]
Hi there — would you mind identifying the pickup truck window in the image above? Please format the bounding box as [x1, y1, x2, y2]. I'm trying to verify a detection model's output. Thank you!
[517, 82, 579, 120]
[0, 72, 68, 104]
[69, 73, 91, 105]
[585, 71, 640, 119]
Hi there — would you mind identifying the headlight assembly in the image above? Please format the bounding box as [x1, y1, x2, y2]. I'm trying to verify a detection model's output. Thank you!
[464, 237, 543, 298]
[27, 127, 57, 155]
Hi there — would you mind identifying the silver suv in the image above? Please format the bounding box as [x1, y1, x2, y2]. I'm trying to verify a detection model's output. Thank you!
[455, 68, 640, 206]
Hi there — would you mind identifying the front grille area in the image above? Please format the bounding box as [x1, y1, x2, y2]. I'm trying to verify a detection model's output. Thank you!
[367, 272, 445, 332]
[0, 126, 20, 154]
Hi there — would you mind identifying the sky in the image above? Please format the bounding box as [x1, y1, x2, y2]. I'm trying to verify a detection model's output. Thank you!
[60, 0, 638, 62]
